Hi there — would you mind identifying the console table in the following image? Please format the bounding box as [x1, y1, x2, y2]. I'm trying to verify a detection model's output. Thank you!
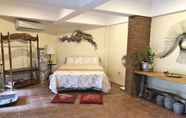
[134, 71, 186, 101]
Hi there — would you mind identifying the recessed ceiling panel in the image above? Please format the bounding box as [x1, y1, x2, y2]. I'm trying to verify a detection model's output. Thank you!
[151, 0, 186, 16]
[67, 11, 128, 25]
[1, 0, 186, 30]
[2, 0, 97, 9]
[96, 0, 152, 16]
[0, 1, 59, 21]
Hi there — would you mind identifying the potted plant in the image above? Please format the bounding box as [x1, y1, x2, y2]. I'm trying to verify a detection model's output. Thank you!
[133, 48, 155, 71]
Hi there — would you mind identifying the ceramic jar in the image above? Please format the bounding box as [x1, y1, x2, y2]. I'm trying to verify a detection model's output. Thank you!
[141, 61, 153, 72]
[173, 102, 185, 115]
[164, 96, 176, 110]
[156, 95, 164, 106]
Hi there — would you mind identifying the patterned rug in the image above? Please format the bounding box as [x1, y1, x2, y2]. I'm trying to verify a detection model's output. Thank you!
[51, 94, 77, 104]
[51, 94, 103, 104]
[80, 94, 103, 104]
[16, 96, 29, 106]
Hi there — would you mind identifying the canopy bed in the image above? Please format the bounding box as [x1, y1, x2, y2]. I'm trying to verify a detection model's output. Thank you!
[49, 56, 111, 94]
[0, 33, 40, 89]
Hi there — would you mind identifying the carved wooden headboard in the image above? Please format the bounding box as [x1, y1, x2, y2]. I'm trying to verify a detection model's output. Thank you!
[59, 30, 97, 49]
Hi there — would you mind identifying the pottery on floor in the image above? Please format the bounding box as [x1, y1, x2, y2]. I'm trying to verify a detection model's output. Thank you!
[156, 95, 164, 106]
[164, 96, 176, 110]
[173, 102, 185, 115]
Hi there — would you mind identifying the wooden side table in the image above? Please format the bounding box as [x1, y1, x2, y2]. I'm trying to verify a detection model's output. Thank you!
[134, 71, 186, 114]
[134, 70, 186, 101]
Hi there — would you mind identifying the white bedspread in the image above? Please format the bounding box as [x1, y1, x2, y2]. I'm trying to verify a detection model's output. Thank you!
[49, 64, 111, 94]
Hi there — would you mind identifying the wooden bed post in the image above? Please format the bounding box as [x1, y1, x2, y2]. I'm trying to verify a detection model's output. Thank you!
[0, 33, 5, 88]
[7, 32, 13, 89]
[29, 40, 33, 80]
[36, 34, 40, 80]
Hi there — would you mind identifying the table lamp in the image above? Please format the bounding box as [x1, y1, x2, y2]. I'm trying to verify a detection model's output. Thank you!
[46, 46, 55, 64]
[46, 46, 56, 75]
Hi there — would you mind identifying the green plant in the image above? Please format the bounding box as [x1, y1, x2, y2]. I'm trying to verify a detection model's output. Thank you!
[133, 48, 156, 64]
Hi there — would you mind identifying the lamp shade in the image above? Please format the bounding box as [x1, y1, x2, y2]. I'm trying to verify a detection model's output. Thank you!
[46, 46, 55, 55]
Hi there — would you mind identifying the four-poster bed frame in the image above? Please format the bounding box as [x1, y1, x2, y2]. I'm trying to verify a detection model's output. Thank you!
[0, 33, 40, 89]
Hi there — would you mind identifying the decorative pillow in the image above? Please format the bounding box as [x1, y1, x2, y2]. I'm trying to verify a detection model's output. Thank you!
[66, 56, 99, 65]
[83, 57, 98, 65]
[66, 57, 74, 64]
[80, 94, 103, 104]
[74, 57, 82, 64]
[51, 94, 76, 104]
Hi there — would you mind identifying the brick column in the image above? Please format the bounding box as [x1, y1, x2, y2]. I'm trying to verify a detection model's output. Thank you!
[125, 15, 151, 96]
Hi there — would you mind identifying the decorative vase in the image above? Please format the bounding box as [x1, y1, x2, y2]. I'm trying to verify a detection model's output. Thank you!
[164, 96, 176, 110]
[173, 102, 185, 115]
[156, 95, 164, 106]
[141, 62, 153, 72]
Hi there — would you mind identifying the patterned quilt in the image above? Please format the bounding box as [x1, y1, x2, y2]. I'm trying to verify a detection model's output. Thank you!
[49, 64, 111, 94]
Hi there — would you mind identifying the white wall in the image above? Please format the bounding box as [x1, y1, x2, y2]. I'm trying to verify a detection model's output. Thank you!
[151, 11, 186, 74]
[0, 17, 57, 47]
[0, 16, 128, 86]
[56, 27, 107, 68]
[0, 17, 58, 69]
[107, 23, 128, 85]
[56, 23, 128, 86]
[150, 11, 186, 98]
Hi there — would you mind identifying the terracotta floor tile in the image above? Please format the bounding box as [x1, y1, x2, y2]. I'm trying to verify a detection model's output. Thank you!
[0, 83, 185, 118]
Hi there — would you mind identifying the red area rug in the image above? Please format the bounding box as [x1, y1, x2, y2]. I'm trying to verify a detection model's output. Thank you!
[80, 94, 103, 104]
[51, 94, 76, 104]
[16, 96, 29, 106]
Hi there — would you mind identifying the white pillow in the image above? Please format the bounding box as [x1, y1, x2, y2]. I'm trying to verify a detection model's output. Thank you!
[74, 57, 82, 64]
[66, 56, 99, 65]
[82, 57, 98, 64]
[66, 57, 74, 64]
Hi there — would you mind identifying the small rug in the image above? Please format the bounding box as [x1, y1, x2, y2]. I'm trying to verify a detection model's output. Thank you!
[16, 96, 29, 106]
[51, 94, 76, 104]
[0, 96, 28, 108]
[80, 94, 103, 104]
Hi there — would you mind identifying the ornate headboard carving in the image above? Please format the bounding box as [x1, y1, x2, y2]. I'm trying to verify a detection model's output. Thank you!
[59, 30, 97, 49]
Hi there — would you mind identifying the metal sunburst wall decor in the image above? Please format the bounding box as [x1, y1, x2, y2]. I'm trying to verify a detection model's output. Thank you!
[159, 20, 186, 64]
[59, 30, 97, 49]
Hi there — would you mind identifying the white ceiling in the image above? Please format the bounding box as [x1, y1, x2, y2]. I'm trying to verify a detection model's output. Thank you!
[96, 0, 152, 16]
[67, 11, 128, 26]
[151, 0, 186, 16]
[0, 0, 186, 33]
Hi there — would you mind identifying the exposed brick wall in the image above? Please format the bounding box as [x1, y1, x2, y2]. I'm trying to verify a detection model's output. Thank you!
[125, 16, 151, 96]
